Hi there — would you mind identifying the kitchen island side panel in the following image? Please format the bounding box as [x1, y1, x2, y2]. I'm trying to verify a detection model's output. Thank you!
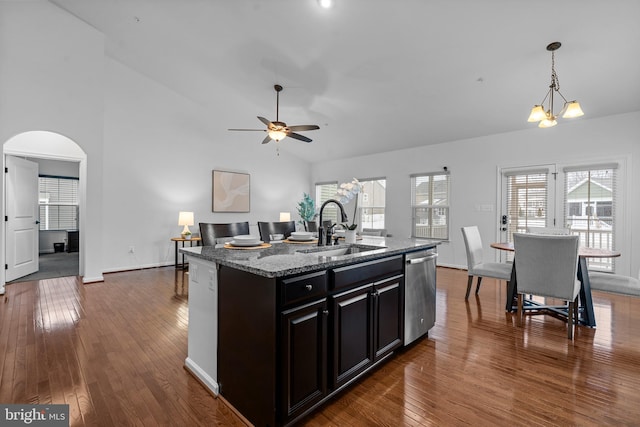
[217, 265, 278, 427]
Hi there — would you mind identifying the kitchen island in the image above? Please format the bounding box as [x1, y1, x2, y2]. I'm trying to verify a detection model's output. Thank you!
[181, 236, 439, 427]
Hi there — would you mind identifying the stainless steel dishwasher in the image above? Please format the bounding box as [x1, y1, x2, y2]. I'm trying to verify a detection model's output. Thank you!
[404, 248, 437, 345]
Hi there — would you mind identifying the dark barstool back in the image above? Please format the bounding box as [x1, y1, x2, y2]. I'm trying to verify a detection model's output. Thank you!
[199, 222, 250, 246]
[257, 221, 296, 242]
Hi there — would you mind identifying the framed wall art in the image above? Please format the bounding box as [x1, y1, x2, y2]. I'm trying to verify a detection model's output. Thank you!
[212, 170, 250, 212]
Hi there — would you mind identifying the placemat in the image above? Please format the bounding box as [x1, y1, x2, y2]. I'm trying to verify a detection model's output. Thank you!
[283, 238, 318, 244]
[224, 243, 272, 250]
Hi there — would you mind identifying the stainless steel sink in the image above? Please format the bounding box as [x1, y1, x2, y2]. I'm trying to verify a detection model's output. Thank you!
[297, 244, 384, 258]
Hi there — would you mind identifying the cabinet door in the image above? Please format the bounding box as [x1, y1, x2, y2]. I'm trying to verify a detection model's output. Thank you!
[373, 275, 404, 360]
[281, 298, 328, 421]
[331, 284, 373, 389]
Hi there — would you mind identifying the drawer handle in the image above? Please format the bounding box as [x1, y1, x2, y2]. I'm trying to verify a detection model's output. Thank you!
[305, 284, 313, 291]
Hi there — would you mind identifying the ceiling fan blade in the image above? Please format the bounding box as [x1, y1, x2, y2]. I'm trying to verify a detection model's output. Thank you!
[261, 135, 272, 144]
[287, 132, 313, 143]
[287, 124, 320, 132]
[257, 116, 272, 126]
[228, 128, 266, 131]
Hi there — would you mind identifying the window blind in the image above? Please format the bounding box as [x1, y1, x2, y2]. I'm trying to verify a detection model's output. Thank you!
[39, 176, 79, 231]
[411, 172, 450, 240]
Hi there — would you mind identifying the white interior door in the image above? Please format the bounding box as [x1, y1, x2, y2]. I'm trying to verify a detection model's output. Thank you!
[5, 156, 39, 281]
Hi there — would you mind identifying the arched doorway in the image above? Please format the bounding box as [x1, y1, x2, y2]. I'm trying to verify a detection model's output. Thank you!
[2, 131, 87, 292]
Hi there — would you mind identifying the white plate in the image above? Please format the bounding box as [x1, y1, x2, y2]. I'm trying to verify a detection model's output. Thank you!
[288, 235, 314, 241]
[229, 240, 263, 247]
[233, 234, 260, 242]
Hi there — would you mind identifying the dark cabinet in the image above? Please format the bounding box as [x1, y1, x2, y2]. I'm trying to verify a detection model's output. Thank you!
[66, 230, 79, 252]
[217, 254, 406, 427]
[331, 274, 403, 389]
[280, 298, 328, 421]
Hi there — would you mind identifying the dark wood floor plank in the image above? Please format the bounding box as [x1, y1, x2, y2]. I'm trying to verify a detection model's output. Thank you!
[1, 266, 639, 426]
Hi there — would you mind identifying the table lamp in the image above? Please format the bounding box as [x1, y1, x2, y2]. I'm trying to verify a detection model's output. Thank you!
[279, 212, 291, 222]
[178, 211, 194, 236]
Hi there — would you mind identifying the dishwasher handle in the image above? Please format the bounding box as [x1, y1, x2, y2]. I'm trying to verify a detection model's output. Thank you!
[406, 253, 438, 264]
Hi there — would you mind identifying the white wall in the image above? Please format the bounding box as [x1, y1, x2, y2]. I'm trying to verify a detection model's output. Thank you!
[0, 1, 104, 283]
[311, 112, 640, 277]
[102, 58, 311, 271]
[0, 2, 312, 282]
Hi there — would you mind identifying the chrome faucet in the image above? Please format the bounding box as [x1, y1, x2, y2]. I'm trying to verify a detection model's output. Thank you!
[317, 199, 348, 246]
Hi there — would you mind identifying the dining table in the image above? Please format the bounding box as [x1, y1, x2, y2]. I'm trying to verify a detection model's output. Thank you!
[490, 241, 621, 327]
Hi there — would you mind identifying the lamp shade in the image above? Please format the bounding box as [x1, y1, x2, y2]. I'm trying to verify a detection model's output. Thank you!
[562, 101, 584, 118]
[268, 129, 287, 142]
[178, 211, 194, 226]
[527, 105, 547, 122]
[279, 212, 291, 222]
[538, 117, 557, 128]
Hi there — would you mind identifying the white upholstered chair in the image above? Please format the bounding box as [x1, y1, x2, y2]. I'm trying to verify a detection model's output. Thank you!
[526, 226, 571, 235]
[361, 228, 387, 237]
[513, 233, 580, 339]
[589, 269, 640, 297]
[461, 226, 512, 299]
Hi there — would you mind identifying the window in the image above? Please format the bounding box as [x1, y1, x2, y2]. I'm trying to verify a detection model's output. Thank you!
[503, 169, 550, 242]
[411, 172, 450, 240]
[357, 178, 386, 229]
[39, 175, 79, 231]
[315, 181, 338, 224]
[564, 164, 617, 272]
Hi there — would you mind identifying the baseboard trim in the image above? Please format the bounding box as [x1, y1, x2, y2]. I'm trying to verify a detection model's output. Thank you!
[184, 357, 219, 396]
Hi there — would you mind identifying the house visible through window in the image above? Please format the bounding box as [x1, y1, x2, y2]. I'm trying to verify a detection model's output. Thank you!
[357, 178, 386, 230]
[564, 164, 617, 272]
[39, 175, 79, 231]
[411, 172, 450, 240]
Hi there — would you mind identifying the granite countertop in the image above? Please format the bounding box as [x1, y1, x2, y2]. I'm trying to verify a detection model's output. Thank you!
[180, 236, 440, 278]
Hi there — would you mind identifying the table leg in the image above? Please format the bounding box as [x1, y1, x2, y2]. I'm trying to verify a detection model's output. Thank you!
[577, 257, 596, 327]
[174, 240, 179, 269]
[505, 261, 517, 312]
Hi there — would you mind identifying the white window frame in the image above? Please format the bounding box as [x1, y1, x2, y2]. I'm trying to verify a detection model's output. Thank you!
[356, 177, 386, 231]
[411, 172, 450, 240]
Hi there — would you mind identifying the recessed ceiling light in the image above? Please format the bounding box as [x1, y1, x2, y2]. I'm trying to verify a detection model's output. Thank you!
[318, 0, 334, 9]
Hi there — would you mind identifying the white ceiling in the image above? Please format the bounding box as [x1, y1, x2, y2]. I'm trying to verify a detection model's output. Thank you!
[49, 0, 640, 163]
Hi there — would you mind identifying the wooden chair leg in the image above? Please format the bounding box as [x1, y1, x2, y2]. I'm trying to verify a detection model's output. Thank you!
[465, 276, 474, 299]
[475, 277, 483, 295]
[517, 294, 523, 327]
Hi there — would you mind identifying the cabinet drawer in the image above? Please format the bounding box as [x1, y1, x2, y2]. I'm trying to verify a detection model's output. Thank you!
[331, 255, 403, 291]
[281, 271, 328, 306]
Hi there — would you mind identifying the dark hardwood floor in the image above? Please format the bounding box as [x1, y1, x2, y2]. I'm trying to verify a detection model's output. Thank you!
[1, 267, 639, 426]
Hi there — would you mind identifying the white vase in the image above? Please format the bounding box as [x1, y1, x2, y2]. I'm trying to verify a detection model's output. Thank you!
[345, 230, 357, 244]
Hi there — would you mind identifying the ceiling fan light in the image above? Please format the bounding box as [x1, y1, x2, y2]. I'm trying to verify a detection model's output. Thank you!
[538, 117, 557, 128]
[562, 101, 584, 118]
[268, 129, 287, 141]
[527, 105, 546, 122]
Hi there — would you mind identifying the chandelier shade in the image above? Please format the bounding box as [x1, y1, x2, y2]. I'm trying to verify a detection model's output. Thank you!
[528, 42, 584, 128]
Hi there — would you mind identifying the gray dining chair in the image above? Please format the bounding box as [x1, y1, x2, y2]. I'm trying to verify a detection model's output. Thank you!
[199, 222, 250, 246]
[513, 233, 580, 339]
[361, 228, 387, 237]
[589, 268, 640, 297]
[526, 226, 571, 235]
[461, 226, 512, 299]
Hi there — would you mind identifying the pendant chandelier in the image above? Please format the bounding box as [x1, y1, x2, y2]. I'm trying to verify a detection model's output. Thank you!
[527, 42, 584, 128]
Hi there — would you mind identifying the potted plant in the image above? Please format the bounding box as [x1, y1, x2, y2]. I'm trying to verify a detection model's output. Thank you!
[296, 193, 317, 230]
[182, 230, 192, 240]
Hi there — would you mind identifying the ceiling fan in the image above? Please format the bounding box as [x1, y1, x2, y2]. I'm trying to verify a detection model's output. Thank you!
[229, 84, 320, 144]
